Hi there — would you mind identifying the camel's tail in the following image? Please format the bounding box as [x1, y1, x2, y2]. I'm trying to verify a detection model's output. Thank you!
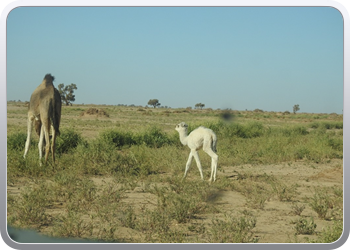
[49, 101, 60, 137]
[50, 87, 61, 137]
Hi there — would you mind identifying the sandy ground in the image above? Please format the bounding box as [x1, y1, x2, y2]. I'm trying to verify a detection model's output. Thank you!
[7, 103, 343, 243]
[87, 159, 343, 243]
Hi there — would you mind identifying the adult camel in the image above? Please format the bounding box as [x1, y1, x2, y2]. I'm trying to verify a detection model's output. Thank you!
[23, 74, 62, 164]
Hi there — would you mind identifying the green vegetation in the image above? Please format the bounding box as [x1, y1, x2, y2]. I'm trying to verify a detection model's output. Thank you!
[294, 217, 317, 235]
[7, 104, 343, 243]
[209, 213, 259, 243]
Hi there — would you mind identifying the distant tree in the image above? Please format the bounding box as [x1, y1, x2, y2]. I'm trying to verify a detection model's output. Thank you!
[195, 103, 205, 110]
[148, 99, 161, 108]
[58, 83, 78, 106]
[293, 104, 300, 114]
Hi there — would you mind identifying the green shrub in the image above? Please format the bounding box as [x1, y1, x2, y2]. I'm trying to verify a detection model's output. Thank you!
[311, 220, 343, 243]
[135, 208, 171, 236]
[51, 211, 94, 238]
[7, 132, 33, 151]
[327, 138, 343, 151]
[270, 181, 298, 201]
[309, 189, 332, 219]
[111, 152, 141, 176]
[282, 126, 308, 136]
[236, 181, 271, 209]
[334, 122, 343, 129]
[294, 217, 317, 235]
[134, 126, 173, 148]
[7, 183, 53, 229]
[117, 205, 137, 229]
[243, 122, 265, 138]
[294, 146, 311, 160]
[310, 121, 343, 130]
[199, 121, 265, 139]
[56, 129, 85, 154]
[7, 129, 85, 156]
[100, 129, 135, 148]
[209, 214, 259, 243]
[100, 126, 174, 148]
[168, 194, 203, 223]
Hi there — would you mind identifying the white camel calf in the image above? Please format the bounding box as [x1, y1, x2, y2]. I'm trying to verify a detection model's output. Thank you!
[175, 122, 218, 182]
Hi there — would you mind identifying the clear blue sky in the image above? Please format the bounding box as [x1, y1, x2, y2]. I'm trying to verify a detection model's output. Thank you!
[6, 7, 344, 113]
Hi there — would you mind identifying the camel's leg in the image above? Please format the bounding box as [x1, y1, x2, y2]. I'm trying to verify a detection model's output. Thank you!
[203, 146, 218, 182]
[38, 124, 45, 162]
[44, 129, 51, 163]
[34, 119, 45, 155]
[183, 151, 194, 180]
[192, 150, 204, 180]
[24, 116, 34, 159]
[51, 125, 56, 163]
[210, 156, 218, 182]
[41, 117, 51, 163]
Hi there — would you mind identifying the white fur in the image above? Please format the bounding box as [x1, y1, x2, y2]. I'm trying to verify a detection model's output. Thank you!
[175, 122, 218, 182]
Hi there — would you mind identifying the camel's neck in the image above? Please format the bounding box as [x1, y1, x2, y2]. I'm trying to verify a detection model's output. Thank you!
[178, 130, 188, 146]
[40, 79, 54, 89]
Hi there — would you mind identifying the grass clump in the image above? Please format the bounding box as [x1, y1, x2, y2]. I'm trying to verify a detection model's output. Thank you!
[151, 182, 210, 224]
[117, 205, 137, 229]
[294, 217, 317, 235]
[56, 128, 86, 154]
[309, 220, 343, 243]
[309, 188, 333, 220]
[99, 126, 174, 149]
[209, 213, 259, 243]
[134, 126, 173, 148]
[290, 202, 306, 216]
[7, 182, 53, 229]
[50, 211, 94, 239]
[7, 132, 33, 151]
[100, 129, 134, 148]
[270, 180, 299, 201]
[310, 121, 343, 130]
[308, 186, 343, 221]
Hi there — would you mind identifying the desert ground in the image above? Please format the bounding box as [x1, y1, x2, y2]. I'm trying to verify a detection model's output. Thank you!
[7, 102, 343, 243]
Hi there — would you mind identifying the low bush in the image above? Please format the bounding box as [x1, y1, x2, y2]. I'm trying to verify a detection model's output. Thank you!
[133, 126, 173, 148]
[7, 132, 33, 151]
[209, 214, 259, 243]
[294, 217, 317, 235]
[100, 129, 135, 148]
[310, 121, 343, 130]
[56, 129, 86, 154]
[310, 220, 343, 243]
[99, 126, 174, 149]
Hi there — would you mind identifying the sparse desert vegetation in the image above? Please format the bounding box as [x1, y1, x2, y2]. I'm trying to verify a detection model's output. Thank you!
[7, 102, 343, 243]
